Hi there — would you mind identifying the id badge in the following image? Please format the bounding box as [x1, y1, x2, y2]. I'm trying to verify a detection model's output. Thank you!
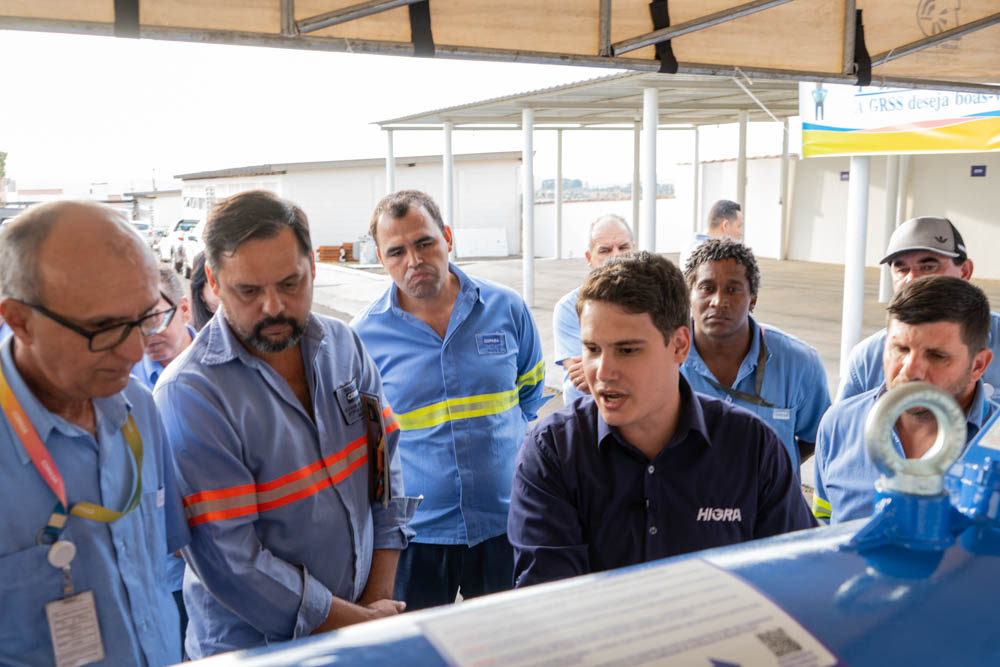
[335, 381, 364, 425]
[45, 590, 105, 667]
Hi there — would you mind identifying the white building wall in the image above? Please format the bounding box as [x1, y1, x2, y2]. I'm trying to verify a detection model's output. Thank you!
[700, 158, 785, 260]
[135, 194, 182, 231]
[786, 152, 1000, 279]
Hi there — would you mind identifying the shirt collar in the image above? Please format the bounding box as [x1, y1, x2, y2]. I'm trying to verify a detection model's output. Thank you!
[199, 311, 325, 368]
[596, 375, 712, 453]
[687, 314, 769, 382]
[1, 336, 131, 466]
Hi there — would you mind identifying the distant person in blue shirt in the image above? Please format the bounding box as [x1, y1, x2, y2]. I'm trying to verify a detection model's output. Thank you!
[132, 267, 196, 391]
[353, 190, 546, 610]
[0, 314, 9, 340]
[681, 239, 830, 473]
[839, 216, 1000, 402]
[677, 199, 744, 273]
[814, 276, 996, 524]
[0, 201, 188, 666]
[509, 251, 815, 588]
[553, 213, 634, 405]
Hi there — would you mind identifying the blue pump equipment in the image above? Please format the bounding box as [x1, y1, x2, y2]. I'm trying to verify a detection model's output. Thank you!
[193, 383, 1000, 666]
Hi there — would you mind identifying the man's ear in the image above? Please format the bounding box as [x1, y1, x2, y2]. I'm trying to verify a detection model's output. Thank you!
[205, 264, 220, 295]
[749, 293, 758, 313]
[672, 325, 691, 364]
[443, 225, 454, 253]
[0, 298, 33, 344]
[960, 258, 974, 281]
[971, 347, 993, 384]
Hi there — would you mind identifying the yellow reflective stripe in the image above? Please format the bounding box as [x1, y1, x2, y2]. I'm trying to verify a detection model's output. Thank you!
[812, 495, 832, 519]
[395, 389, 520, 431]
[516, 359, 545, 390]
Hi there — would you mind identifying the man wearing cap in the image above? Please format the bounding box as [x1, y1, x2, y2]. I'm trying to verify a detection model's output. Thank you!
[839, 216, 1000, 402]
[815, 276, 996, 523]
[0, 201, 188, 665]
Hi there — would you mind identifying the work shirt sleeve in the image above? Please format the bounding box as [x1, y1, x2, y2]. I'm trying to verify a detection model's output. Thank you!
[794, 347, 832, 445]
[508, 428, 590, 587]
[155, 381, 333, 642]
[515, 300, 548, 422]
[752, 420, 818, 538]
[836, 344, 868, 402]
[552, 293, 581, 366]
[155, 413, 191, 555]
[355, 335, 420, 550]
[811, 417, 834, 524]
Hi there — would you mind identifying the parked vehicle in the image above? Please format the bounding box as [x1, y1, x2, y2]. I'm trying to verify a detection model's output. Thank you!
[130, 221, 156, 249]
[161, 219, 199, 271]
[181, 219, 207, 278]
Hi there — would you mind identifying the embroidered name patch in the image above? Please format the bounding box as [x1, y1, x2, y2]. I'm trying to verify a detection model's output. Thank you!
[475, 333, 508, 355]
[773, 408, 791, 420]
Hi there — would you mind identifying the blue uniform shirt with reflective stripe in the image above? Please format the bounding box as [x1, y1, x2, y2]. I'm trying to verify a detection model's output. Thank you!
[838, 311, 1000, 402]
[813, 381, 996, 524]
[553, 286, 587, 404]
[681, 316, 831, 472]
[508, 377, 816, 588]
[0, 336, 188, 666]
[154, 313, 417, 659]
[352, 263, 547, 547]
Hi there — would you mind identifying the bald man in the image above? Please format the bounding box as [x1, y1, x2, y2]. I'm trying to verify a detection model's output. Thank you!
[0, 202, 189, 666]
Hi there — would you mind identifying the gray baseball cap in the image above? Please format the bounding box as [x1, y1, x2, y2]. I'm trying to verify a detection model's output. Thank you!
[879, 216, 967, 264]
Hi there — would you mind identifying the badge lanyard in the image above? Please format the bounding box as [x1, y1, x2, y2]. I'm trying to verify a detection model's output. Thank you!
[701, 325, 774, 408]
[0, 365, 143, 590]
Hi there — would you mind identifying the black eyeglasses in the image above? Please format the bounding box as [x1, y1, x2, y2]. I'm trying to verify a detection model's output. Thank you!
[23, 293, 178, 352]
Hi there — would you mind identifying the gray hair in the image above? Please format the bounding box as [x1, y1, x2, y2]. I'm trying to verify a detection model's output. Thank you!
[0, 201, 137, 303]
[587, 213, 632, 250]
[159, 266, 184, 303]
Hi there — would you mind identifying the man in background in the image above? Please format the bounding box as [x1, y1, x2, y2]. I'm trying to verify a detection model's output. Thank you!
[678, 199, 744, 271]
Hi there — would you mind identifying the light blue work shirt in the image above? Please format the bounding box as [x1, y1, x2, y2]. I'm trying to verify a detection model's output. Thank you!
[681, 316, 831, 472]
[154, 313, 417, 659]
[677, 232, 713, 274]
[553, 286, 587, 404]
[0, 321, 10, 340]
[813, 381, 996, 524]
[352, 263, 547, 547]
[837, 311, 1000, 402]
[0, 336, 188, 666]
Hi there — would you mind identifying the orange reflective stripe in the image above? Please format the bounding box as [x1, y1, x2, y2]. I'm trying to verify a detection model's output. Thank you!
[382, 405, 399, 435]
[184, 434, 369, 526]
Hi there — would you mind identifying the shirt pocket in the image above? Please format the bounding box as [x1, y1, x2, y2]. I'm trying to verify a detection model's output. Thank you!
[0, 544, 63, 646]
[750, 403, 799, 467]
[139, 489, 168, 571]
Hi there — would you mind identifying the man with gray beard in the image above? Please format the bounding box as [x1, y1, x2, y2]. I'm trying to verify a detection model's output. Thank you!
[154, 190, 419, 658]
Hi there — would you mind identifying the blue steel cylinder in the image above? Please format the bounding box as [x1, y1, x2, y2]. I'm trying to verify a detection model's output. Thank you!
[190, 384, 1000, 667]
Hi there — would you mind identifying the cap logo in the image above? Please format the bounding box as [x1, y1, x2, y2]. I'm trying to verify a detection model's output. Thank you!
[934, 235, 947, 243]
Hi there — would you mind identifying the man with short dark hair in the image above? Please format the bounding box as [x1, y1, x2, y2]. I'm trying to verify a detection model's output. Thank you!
[814, 275, 997, 524]
[553, 213, 634, 404]
[838, 216, 1000, 401]
[678, 199, 744, 270]
[681, 239, 830, 472]
[508, 251, 814, 588]
[155, 190, 418, 658]
[0, 201, 188, 665]
[353, 189, 546, 609]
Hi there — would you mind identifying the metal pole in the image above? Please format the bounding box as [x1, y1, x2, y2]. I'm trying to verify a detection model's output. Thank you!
[385, 129, 395, 194]
[555, 128, 564, 260]
[642, 88, 658, 252]
[840, 155, 870, 380]
[779, 118, 790, 260]
[692, 126, 700, 236]
[522, 108, 535, 308]
[737, 111, 748, 214]
[879, 155, 900, 302]
[443, 121, 455, 259]
[896, 155, 911, 224]
[632, 120, 641, 237]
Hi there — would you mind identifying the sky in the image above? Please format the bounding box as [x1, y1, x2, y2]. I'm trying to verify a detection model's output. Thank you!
[0, 29, 794, 196]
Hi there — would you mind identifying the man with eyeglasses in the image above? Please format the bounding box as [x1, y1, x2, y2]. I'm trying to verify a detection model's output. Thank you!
[154, 191, 419, 658]
[0, 201, 189, 666]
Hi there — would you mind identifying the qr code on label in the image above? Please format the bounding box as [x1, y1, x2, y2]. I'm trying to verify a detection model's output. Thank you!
[756, 627, 802, 657]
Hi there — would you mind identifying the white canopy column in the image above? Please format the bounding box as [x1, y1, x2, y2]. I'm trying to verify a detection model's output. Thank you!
[840, 156, 871, 379]
[632, 120, 641, 237]
[385, 129, 395, 194]
[521, 108, 535, 307]
[442, 120, 455, 259]
[692, 126, 701, 236]
[737, 111, 748, 213]
[879, 155, 901, 302]
[641, 87, 658, 251]
[555, 128, 564, 259]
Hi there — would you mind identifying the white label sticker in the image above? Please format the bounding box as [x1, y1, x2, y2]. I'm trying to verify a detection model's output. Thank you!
[773, 408, 791, 420]
[420, 558, 838, 666]
[975, 412, 1000, 452]
[156, 487, 165, 508]
[45, 591, 106, 667]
